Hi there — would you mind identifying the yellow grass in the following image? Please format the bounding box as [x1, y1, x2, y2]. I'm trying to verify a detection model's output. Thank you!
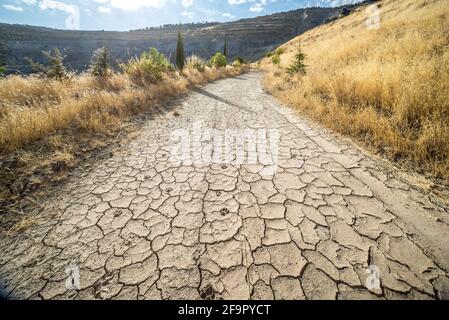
[260, 0, 449, 182]
[0, 65, 245, 152]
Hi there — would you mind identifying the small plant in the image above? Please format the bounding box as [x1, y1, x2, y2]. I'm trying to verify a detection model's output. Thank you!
[90, 47, 110, 78]
[232, 57, 247, 67]
[235, 57, 246, 64]
[27, 48, 70, 80]
[176, 32, 185, 70]
[186, 55, 206, 71]
[209, 52, 227, 68]
[287, 43, 307, 75]
[121, 47, 171, 85]
[0, 66, 5, 77]
[271, 54, 281, 65]
[265, 51, 274, 58]
[275, 47, 285, 55]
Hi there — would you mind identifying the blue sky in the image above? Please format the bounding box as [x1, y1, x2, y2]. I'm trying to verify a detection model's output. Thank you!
[0, 0, 359, 31]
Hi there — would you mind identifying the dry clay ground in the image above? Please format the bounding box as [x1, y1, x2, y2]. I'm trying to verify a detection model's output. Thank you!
[1, 72, 449, 300]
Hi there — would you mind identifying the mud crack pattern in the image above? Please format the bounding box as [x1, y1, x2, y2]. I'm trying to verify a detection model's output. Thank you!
[1, 72, 449, 300]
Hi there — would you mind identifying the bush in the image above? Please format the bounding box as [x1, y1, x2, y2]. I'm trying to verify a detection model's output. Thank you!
[265, 51, 274, 58]
[234, 57, 246, 65]
[186, 55, 206, 71]
[0, 66, 5, 77]
[287, 43, 307, 75]
[275, 47, 285, 55]
[27, 48, 70, 81]
[232, 60, 242, 67]
[90, 47, 110, 78]
[209, 52, 227, 68]
[121, 48, 171, 85]
[271, 54, 281, 65]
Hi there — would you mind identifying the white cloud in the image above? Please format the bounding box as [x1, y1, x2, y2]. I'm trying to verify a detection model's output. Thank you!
[19, 0, 37, 5]
[181, 10, 194, 19]
[181, 0, 193, 8]
[228, 0, 246, 5]
[98, 6, 111, 13]
[249, 2, 263, 12]
[39, 0, 77, 15]
[2, 4, 24, 11]
[222, 12, 236, 19]
[95, 0, 166, 11]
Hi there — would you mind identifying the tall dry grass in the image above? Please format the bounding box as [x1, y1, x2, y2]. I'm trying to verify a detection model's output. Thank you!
[0, 65, 245, 152]
[261, 0, 449, 182]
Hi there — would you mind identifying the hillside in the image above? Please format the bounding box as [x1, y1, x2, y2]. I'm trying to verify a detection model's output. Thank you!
[260, 0, 449, 186]
[0, 2, 366, 74]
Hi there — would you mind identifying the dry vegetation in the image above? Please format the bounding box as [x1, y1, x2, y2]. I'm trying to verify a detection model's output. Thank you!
[260, 0, 449, 184]
[0, 61, 246, 211]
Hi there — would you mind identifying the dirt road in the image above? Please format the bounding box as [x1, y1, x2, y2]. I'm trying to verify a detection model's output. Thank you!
[1, 72, 449, 300]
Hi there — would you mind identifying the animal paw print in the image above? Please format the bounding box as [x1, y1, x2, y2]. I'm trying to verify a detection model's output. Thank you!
[220, 208, 230, 216]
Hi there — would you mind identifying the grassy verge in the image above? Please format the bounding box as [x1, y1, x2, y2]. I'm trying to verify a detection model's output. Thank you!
[260, 0, 449, 186]
[0, 65, 247, 215]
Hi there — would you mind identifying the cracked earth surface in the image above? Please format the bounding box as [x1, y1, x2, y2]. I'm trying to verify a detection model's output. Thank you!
[1, 71, 449, 300]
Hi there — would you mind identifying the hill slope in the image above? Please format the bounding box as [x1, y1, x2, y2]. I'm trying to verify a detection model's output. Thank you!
[260, 0, 449, 185]
[0, 3, 365, 73]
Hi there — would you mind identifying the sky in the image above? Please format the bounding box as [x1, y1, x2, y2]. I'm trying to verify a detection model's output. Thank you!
[0, 0, 360, 31]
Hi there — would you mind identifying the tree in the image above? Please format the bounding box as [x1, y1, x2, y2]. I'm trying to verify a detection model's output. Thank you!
[0, 41, 8, 76]
[90, 47, 110, 78]
[287, 42, 307, 75]
[27, 48, 69, 80]
[176, 31, 185, 70]
[223, 38, 228, 57]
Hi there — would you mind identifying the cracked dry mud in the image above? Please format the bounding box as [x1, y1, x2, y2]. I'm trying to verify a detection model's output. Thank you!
[1, 72, 449, 300]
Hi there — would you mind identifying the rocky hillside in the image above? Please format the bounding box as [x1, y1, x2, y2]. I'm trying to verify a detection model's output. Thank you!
[0, 2, 366, 74]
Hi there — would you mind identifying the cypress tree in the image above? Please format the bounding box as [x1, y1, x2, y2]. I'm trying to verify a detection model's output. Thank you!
[176, 31, 185, 70]
[223, 38, 228, 57]
[0, 41, 8, 75]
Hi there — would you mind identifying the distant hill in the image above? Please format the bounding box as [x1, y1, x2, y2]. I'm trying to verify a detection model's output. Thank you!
[0, 2, 366, 74]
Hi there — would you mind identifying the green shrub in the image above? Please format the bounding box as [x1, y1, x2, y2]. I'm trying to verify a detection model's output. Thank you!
[234, 57, 246, 65]
[27, 48, 70, 81]
[209, 52, 227, 68]
[265, 51, 274, 58]
[0, 66, 5, 77]
[275, 47, 285, 55]
[122, 48, 171, 85]
[90, 47, 110, 78]
[186, 55, 206, 71]
[271, 54, 281, 65]
[232, 60, 242, 67]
